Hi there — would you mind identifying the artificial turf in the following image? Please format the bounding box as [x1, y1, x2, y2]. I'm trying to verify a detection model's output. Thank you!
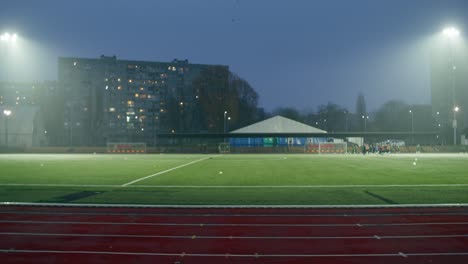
[0, 153, 467, 205]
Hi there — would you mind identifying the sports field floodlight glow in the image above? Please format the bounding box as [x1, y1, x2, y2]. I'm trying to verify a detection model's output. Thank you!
[3, 109, 12, 116]
[443, 27, 460, 38]
[454, 106, 460, 112]
[0, 32, 18, 43]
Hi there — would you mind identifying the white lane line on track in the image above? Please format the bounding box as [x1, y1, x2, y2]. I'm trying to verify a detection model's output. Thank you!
[121, 156, 212, 186]
[1, 249, 468, 258]
[1, 210, 468, 217]
[2, 220, 468, 227]
[1, 232, 468, 240]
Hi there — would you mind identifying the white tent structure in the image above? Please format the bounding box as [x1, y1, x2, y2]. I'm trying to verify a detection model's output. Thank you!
[225, 115, 331, 151]
[230, 115, 327, 134]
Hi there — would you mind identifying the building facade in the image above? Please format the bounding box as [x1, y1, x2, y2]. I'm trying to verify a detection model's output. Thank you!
[58, 56, 229, 146]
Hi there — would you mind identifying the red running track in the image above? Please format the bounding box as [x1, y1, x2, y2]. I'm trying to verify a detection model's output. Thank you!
[1, 205, 468, 263]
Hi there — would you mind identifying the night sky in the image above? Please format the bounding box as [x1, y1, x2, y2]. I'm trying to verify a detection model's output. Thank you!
[1, 0, 467, 112]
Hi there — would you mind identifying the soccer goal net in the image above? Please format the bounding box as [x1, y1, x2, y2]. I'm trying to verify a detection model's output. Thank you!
[218, 142, 231, 154]
[305, 142, 347, 154]
[107, 142, 147, 153]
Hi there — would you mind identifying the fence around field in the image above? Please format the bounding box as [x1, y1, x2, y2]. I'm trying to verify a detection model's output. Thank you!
[1, 144, 467, 154]
[0, 131, 467, 154]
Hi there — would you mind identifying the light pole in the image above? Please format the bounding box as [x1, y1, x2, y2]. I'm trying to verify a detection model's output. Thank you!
[409, 110, 414, 144]
[223, 111, 228, 142]
[227, 116, 231, 133]
[344, 111, 348, 131]
[3, 109, 12, 147]
[361, 115, 369, 131]
[442, 26, 460, 145]
[454, 106, 460, 145]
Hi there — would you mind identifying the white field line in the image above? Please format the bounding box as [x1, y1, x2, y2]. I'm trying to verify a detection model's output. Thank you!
[1, 249, 468, 258]
[1, 210, 468, 217]
[1, 232, 468, 240]
[121, 156, 212, 186]
[2, 220, 468, 227]
[1, 183, 468, 188]
[2, 202, 468, 209]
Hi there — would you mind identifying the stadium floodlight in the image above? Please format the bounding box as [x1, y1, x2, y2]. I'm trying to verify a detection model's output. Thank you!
[443, 27, 460, 38]
[454, 106, 460, 112]
[0, 32, 18, 43]
[3, 109, 12, 148]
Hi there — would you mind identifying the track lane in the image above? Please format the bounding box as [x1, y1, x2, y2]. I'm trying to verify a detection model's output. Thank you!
[1, 222, 468, 237]
[1, 233, 468, 255]
[2, 206, 468, 263]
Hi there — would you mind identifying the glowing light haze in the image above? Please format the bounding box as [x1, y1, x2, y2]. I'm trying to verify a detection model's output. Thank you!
[1, 0, 468, 111]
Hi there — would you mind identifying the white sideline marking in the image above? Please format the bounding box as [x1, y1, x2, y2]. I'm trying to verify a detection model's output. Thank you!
[1, 183, 468, 188]
[2, 220, 468, 227]
[2, 202, 468, 209]
[1, 249, 468, 258]
[121, 156, 211, 186]
[1, 232, 468, 240]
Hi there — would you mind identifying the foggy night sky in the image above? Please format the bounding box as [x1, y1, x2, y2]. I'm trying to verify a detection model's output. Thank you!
[1, 0, 468, 112]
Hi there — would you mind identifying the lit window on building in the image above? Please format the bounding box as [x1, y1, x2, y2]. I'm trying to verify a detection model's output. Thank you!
[118, 86, 122, 90]
[109, 107, 116, 112]
[73, 61, 77, 66]
[160, 109, 165, 113]
[140, 87, 144, 91]
[135, 93, 139, 98]
[105, 85, 109, 90]
[179, 102, 184, 106]
[118, 78, 121, 82]
[139, 109, 144, 113]
[126, 116, 130, 122]
[105, 78, 108, 82]
[195, 95, 199, 99]
[129, 79, 133, 83]
[127, 100, 134, 106]
[147, 95, 151, 99]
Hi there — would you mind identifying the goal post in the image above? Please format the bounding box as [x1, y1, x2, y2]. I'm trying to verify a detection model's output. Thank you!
[218, 142, 231, 154]
[107, 142, 147, 153]
[305, 142, 347, 154]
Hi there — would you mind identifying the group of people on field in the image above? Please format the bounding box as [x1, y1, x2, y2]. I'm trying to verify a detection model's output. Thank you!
[351, 143, 400, 154]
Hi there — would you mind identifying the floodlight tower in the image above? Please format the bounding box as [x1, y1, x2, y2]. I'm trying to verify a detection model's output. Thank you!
[442, 26, 460, 145]
[3, 109, 12, 147]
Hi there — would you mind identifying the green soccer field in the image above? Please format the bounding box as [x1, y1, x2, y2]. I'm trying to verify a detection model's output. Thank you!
[1, 153, 468, 205]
